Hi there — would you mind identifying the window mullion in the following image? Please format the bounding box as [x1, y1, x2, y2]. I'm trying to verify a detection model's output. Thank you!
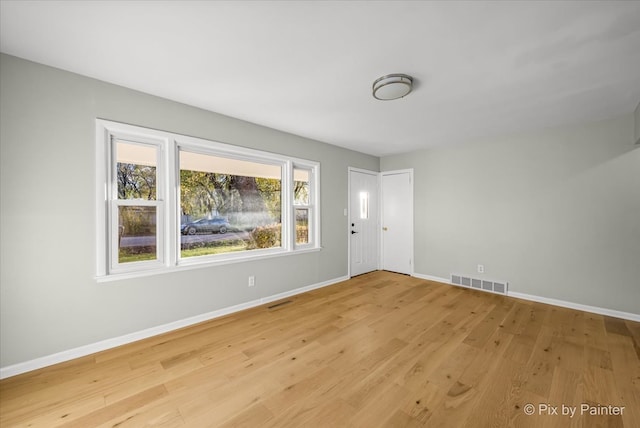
[165, 139, 178, 268]
[282, 160, 293, 251]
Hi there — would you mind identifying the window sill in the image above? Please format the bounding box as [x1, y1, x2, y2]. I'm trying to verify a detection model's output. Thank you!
[95, 247, 322, 283]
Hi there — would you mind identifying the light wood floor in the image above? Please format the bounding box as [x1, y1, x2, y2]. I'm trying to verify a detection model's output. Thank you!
[1, 271, 639, 427]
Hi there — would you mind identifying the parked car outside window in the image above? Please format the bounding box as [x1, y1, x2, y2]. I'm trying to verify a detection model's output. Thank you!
[181, 217, 231, 235]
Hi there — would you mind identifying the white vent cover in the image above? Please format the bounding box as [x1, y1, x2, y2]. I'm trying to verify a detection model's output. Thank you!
[451, 274, 508, 295]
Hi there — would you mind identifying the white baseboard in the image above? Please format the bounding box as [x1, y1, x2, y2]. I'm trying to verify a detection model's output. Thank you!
[412, 273, 640, 322]
[413, 273, 450, 284]
[508, 291, 640, 322]
[0, 275, 348, 380]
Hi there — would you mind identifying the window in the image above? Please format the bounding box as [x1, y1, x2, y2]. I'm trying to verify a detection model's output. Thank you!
[179, 150, 283, 258]
[293, 168, 313, 246]
[359, 191, 369, 220]
[96, 120, 320, 280]
[114, 141, 162, 267]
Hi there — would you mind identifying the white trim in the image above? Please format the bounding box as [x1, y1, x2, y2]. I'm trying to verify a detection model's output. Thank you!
[413, 273, 450, 284]
[412, 273, 640, 322]
[0, 275, 348, 380]
[508, 291, 640, 322]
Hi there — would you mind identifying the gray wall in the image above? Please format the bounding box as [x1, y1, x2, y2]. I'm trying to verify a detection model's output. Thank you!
[635, 102, 640, 144]
[382, 114, 640, 315]
[2, 52, 637, 370]
[0, 54, 379, 368]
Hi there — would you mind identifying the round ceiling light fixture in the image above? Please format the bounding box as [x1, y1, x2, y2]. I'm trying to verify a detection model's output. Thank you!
[372, 73, 413, 101]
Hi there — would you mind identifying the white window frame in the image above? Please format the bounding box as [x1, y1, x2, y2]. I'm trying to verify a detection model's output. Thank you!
[96, 119, 321, 281]
[292, 165, 317, 249]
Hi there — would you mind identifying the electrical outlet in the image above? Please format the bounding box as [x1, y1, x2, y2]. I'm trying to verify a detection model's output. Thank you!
[477, 264, 484, 273]
[248, 276, 255, 287]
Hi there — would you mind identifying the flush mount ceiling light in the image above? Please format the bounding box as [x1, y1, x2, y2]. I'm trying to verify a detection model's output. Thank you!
[372, 74, 413, 101]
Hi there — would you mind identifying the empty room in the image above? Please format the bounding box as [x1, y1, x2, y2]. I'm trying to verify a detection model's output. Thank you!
[1, 1, 639, 427]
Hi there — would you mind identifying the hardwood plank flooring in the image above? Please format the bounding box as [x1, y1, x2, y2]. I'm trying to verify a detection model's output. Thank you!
[1, 271, 638, 427]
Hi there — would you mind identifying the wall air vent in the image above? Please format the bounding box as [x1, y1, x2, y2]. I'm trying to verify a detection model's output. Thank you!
[450, 273, 508, 296]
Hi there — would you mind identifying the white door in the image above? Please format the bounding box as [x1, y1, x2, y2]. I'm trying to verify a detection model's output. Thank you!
[381, 170, 413, 275]
[349, 169, 379, 276]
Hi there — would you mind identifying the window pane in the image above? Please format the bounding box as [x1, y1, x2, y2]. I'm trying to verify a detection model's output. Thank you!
[179, 151, 282, 258]
[118, 206, 157, 263]
[295, 208, 309, 244]
[116, 141, 157, 200]
[294, 168, 310, 205]
[360, 191, 369, 219]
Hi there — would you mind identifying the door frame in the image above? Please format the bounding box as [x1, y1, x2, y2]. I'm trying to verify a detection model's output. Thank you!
[380, 169, 414, 276]
[347, 167, 380, 278]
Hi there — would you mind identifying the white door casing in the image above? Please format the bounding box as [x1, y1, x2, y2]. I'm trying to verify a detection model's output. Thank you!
[349, 168, 379, 277]
[381, 170, 413, 275]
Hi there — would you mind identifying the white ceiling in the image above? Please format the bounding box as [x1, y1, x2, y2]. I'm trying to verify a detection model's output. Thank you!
[1, 1, 639, 156]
